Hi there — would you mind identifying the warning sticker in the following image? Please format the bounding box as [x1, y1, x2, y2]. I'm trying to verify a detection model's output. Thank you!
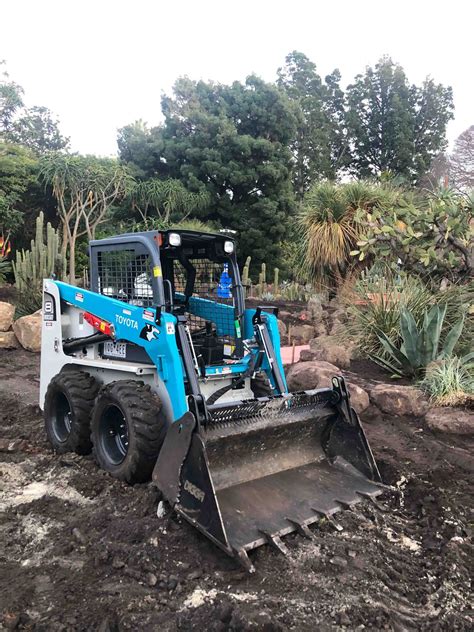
[166, 322, 175, 335]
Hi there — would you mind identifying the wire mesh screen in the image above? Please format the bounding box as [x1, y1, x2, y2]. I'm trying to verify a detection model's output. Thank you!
[97, 250, 154, 306]
[173, 258, 240, 356]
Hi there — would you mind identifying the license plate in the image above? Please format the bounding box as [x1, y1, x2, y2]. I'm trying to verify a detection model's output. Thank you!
[103, 341, 127, 358]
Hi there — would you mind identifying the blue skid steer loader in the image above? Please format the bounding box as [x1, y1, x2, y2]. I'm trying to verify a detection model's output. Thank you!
[40, 229, 382, 571]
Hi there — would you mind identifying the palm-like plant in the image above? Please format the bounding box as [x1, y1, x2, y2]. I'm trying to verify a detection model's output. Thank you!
[299, 181, 401, 286]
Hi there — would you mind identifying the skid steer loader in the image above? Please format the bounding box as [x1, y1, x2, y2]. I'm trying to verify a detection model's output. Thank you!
[40, 229, 382, 571]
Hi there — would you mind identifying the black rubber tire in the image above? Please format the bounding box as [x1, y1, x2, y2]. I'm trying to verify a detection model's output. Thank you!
[91, 381, 169, 484]
[44, 369, 99, 455]
[251, 371, 273, 397]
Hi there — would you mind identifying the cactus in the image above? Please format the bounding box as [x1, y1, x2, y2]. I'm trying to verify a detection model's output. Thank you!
[13, 212, 67, 295]
[261, 263, 267, 295]
[273, 267, 279, 295]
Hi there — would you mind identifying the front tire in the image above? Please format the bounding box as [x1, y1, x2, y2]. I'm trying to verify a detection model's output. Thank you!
[44, 370, 99, 454]
[91, 381, 169, 484]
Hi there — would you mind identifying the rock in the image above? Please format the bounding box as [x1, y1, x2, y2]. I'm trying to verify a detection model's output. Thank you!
[348, 383, 370, 414]
[277, 319, 287, 336]
[111, 557, 125, 569]
[286, 360, 341, 391]
[309, 335, 353, 369]
[330, 556, 348, 568]
[0, 301, 15, 331]
[289, 323, 315, 343]
[299, 349, 317, 362]
[12, 311, 42, 352]
[313, 321, 328, 337]
[369, 384, 430, 417]
[0, 439, 28, 452]
[187, 569, 203, 581]
[425, 408, 474, 435]
[146, 572, 158, 587]
[0, 330, 20, 349]
[72, 528, 87, 545]
[307, 295, 324, 321]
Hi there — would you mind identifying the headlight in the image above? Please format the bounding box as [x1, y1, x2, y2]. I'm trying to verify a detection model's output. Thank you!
[224, 240, 234, 254]
[168, 232, 181, 247]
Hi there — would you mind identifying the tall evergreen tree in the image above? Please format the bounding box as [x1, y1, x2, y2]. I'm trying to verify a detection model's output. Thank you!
[118, 76, 297, 267]
[277, 51, 348, 198]
[346, 57, 453, 180]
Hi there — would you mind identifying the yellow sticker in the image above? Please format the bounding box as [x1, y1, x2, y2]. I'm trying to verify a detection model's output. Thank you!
[153, 266, 162, 277]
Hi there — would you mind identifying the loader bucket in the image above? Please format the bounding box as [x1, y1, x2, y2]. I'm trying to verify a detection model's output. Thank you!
[153, 377, 382, 571]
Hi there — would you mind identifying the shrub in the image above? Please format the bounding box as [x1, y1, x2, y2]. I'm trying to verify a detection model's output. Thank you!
[420, 355, 474, 406]
[0, 256, 11, 286]
[343, 270, 473, 359]
[373, 304, 465, 378]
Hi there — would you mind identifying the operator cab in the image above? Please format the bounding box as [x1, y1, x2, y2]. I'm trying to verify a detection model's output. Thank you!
[89, 229, 245, 366]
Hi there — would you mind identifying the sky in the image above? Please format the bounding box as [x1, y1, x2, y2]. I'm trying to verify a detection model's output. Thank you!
[3, 0, 473, 156]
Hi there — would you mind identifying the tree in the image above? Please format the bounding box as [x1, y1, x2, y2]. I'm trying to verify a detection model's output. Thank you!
[40, 153, 132, 283]
[9, 106, 69, 153]
[0, 143, 38, 237]
[126, 178, 209, 228]
[0, 61, 24, 134]
[346, 57, 453, 181]
[118, 76, 297, 267]
[450, 125, 474, 190]
[0, 62, 68, 153]
[277, 51, 348, 197]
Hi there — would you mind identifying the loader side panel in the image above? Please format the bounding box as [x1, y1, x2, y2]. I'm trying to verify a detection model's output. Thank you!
[41, 280, 188, 420]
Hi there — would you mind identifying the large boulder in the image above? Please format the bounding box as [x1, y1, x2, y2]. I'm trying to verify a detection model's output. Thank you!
[277, 319, 287, 337]
[368, 384, 430, 417]
[308, 335, 353, 369]
[425, 408, 474, 435]
[286, 360, 341, 391]
[0, 330, 20, 349]
[289, 323, 315, 343]
[13, 311, 42, 352]
[0, 301, 15, 332]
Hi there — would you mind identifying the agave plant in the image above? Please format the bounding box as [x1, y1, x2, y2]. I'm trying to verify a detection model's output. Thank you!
[373, 304, 466, 378]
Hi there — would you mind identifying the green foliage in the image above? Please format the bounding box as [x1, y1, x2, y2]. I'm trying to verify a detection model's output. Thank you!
[346, 56, 454, 181]
[277, 51, 348, 197]
[1, 63, 68, 152]
[118, 75, 297, 268]
[353, 187, 474, 281]
[343, 271, 473, 359]
[300, 181, 402, 286]
[125, 178, 209, 228]
[373, 304, 466, 378]
[40, 152, 132, 283]
[0, 256, 10, 285]
[13, 211, 67, 314]
[420, 355, 474, 406]
[0, 143, 39, 236]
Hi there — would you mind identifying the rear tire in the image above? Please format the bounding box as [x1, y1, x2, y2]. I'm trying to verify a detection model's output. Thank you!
[91, 381, 169, 484]
[44, 370, 99, 455]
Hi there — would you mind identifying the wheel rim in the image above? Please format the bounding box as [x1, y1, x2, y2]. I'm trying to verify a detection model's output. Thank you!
[99, 404, 129, 465]
[51, 392, 73, 443]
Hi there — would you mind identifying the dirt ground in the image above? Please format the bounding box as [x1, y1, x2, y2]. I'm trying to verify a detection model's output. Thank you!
[0, 349, 472, 631]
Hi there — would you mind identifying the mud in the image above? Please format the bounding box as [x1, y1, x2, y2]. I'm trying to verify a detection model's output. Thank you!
[0, 349, 472, 631]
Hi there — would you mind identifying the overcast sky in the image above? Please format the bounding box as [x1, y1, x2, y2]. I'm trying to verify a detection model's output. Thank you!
[3, 0, 473, 156]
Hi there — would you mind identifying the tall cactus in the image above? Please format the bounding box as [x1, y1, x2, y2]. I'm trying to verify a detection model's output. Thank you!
[273, 267, 279, 294]
[13, 212, 67, 293]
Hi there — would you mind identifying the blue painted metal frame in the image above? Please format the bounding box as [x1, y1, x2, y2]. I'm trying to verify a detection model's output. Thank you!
[243, 308, 288, 393]
[175, 292, 237, 338]
[55, 281, 188, 420]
